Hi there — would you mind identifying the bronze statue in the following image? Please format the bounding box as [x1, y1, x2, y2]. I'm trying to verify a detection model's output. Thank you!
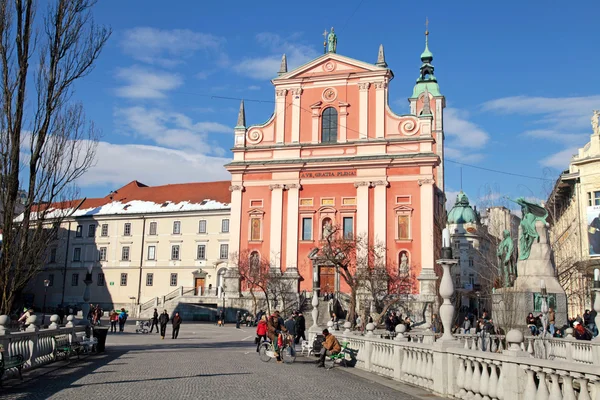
[497, 229, 515, 287]
[507, 197, 548, 261]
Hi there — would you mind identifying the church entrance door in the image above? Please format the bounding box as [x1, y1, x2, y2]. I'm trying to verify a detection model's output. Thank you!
[319, 266, 335, 296]
[195, 278, 205, 296]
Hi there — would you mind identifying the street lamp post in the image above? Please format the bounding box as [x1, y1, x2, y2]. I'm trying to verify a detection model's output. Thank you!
[540, 280, 549, 338]
[42, 279, 50, 327]
[593, 269, 600, 341]
[222, 293, 226, 323]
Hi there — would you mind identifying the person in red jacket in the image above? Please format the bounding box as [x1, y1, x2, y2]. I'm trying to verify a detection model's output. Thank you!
[256, 315, 268, 352]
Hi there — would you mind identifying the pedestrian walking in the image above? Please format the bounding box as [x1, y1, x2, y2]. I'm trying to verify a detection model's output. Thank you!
[118, 308, 128, 332]
[256, 315, 268, 352]
[284, 314, 296, 340]
[172, 312, 182, 339]
[236, 310, 241, 329]
[159, 310, 169, 339]
[109, 310, 118, 333]
[150, 308, 159, 333]
[295, 312, 306, 344]
[462, 316, 471, 334]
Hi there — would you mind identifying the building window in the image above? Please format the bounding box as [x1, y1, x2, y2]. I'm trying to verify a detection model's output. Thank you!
[197, 244, 206, 260]
[76, 225, 83, 237]
[99, 247, 107, 261]
[589, 191, 600, 206]
[148, 245, 156, 260]
[173, 221, 181, 234]
[73, 247, 81, 262]
[221, 219, 230, 233]
[124, 223, 131, 236]
[122, 246, 130, 261]
[88, 224, 96, 237]
[220, 244, 229, 260]
[170, 273, 178, 287]
[250, 218, 261, 241]
[468, 258, 474, 267]
[468, 274, 475, 285]
[48, 274, 54, 287]
[71, 273, 79, 286]
[455, 275, 461, 286]
[199, 220, 207, 233]
[50, 248, 57, 263]
[343, 217, 354, 239]
[321, 217, 333, 239]
[149, 222, 157, 235]
[97, 273, 105, 286]
[321, 107, 338, 143]
[101, 224, 108, 237]
[397, 215, 410, 240]
[146, 273, 154, 286]
[250, 251, 260, 271]
[301, 217, 312, 241]
[171, 245, 180, 260]
[300, 198, 313, 206]
[120, 273, 128, 286]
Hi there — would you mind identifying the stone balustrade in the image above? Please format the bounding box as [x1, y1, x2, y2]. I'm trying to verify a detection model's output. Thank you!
[0, 314, 86, 379]
[335, 324, 600, 399]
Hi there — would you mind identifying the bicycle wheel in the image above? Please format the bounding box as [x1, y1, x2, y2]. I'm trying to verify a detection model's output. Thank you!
[324, 356, 335, 370]
[259, 342, 271, 362]
[281, 345, 296, 364]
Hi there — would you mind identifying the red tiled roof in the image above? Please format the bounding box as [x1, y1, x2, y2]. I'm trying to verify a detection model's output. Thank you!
[43, 180, 231, 211]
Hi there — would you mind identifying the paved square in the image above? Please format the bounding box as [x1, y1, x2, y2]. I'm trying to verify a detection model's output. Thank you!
[1, 322, 436, 399]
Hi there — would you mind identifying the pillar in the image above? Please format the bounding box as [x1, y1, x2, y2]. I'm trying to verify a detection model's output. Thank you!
[269, 184, 284, 271]
[285, 184, 300, 273]
[358, 83, 370, 139]
[228, 185, 244, 257]
[417, 178, 437, 296]
[374, 81, 386, 139]
[275, 89, 287, 144]
[339, 102, 348, 143]
[373, 180, 388, 254]
[290, 88, 302, 143]
[311, 104, 320, 143]
[354, 182, 371, 241]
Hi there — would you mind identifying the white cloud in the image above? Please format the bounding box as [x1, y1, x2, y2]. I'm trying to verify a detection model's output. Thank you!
[539, 147, 579, 169]
[120, 27, 224, 66]
[482, 95, 600, 130]
[247, 85, 261, 91]
[522, 129, 589, 144]
[115, 66, 183, 99]
[445, 189, 460, 209]
[444, 108, 490, 149]
[114, 106, 231, 153]
[82, 142, 231, 188]
[445, 147, 484, 164]
[234, 33, 319, 80]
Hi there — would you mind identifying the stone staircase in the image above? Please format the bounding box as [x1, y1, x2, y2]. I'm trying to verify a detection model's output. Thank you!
[138, 287, 221, 321]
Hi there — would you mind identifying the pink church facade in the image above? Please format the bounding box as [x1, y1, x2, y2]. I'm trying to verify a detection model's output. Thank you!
[226, 34, 446, 298]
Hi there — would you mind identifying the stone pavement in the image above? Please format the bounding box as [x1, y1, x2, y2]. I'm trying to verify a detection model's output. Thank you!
[1, 322, 441, 399]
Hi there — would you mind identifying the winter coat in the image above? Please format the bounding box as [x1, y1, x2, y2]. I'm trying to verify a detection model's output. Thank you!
[266, 316, 287, 341]
[284, 319, 296, 336]
[172, 315, 182, 328]
[152, 310, 159, 323]
[322, 334, 341, 353]
[256, 320, 268, 336]
[159, 313, 169, 325]
[295, 315, 306, 331]
[463, 319, 471, 330]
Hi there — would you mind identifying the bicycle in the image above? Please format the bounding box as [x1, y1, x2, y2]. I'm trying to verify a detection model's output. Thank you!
[323, 341, 353, 370]
[258, 334, 296, 364]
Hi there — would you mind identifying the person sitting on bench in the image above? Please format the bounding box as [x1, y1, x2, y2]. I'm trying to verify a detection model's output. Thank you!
[316, 328, 341, 368]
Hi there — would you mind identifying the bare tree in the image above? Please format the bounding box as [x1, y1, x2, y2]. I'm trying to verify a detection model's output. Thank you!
[232, 250, 272, 315]
[0, 0, 110, 314]
[267, 271, 297, 315]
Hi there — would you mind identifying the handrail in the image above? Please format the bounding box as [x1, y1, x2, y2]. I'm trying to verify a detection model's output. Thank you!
[182, 287, 195, 296]
[140, 297, 156, 311]
[164, 288, 180, 302]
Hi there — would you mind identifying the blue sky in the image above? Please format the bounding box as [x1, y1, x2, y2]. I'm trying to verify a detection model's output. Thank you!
[70, 0, 600, 210]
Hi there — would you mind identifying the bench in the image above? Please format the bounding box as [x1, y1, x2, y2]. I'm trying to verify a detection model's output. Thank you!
[0, 354, 25, 386]
[53, 334, 82, 361]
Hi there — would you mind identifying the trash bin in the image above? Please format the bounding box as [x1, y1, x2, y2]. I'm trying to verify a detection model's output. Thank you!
[93, 326, 109, 352]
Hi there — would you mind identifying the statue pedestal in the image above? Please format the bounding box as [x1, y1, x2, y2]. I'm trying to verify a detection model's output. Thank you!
[493, 221, 567, 331]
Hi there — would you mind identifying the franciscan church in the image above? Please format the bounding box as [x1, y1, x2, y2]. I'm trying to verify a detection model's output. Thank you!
[225, 26, 447, 312]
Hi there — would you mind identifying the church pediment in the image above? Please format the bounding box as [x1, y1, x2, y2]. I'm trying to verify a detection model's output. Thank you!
[274, 53, 388, 81]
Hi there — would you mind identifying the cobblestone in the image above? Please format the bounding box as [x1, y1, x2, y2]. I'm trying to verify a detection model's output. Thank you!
[1, 322, 432, 399]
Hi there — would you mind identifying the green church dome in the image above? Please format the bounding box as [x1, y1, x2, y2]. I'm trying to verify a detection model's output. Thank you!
[447, 191, 478, 224]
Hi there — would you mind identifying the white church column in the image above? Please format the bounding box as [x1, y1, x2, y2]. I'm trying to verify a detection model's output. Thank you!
[374, 81, 386, 139]
[285, 184, 300, 273]
[269, 184, 284, 271]
[417, 178, 436, 295]
[290, 88, 302, 143]
[228, 184, 244, 258]
[354, 181, 371, 242]
[275, 89, 287, 144]
[358, 83, 370, 139]
[373, 180, 388, 256]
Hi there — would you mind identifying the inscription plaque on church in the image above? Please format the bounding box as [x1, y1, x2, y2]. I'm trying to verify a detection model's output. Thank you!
[300, 170, 356, 179]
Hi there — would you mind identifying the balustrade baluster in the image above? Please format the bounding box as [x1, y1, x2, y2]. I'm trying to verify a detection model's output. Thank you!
[456, 356, 466, 399]
[535, 368, 549, 400]
[472, 336, 478, 351]
[547, 369, 562, 400]
[589, 377, 600, 400]
[488, 362, 498, 400]
[496, 363, 504, 400]
[472, 358, 482, 399]
[427, 352, 434, 384]
[464, 358, 473, 398]
[527, 339, 534, 355]
[523, 366, 538, 399]
[559, 372, 577, 400]
[480, 359, 490, 400]
[465, 337, 470, 349]
[577, 376, 591, 400]
[401, 347, 408, 379]
[416, 350, 424, 386]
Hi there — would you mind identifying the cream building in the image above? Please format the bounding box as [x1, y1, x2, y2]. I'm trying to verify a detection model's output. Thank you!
[546, 110, 600, 316]
[27, 180, 231, 312]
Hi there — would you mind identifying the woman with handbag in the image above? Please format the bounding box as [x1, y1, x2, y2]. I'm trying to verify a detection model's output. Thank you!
[255, 315, 268, 352]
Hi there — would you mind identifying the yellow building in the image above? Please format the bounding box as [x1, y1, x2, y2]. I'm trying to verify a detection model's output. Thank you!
[546, 111, 600, 316]
[27, 180, 231, 314]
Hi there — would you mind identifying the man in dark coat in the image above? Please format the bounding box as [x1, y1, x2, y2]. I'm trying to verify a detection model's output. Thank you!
[295, 312, 306, 344]
[150, 308, 159, 333]
[284, 315, 296, 338]
[158, 310, 169, 339]
[172, 312, 182, 339]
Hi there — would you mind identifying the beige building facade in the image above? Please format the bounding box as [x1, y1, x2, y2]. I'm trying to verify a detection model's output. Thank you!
[546, 111, 600, 316]
[27, 181, 231, 312]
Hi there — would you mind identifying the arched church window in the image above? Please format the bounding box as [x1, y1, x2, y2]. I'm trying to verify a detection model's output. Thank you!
[321, 107, 338, 143]
[321, 217, 333, 239]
